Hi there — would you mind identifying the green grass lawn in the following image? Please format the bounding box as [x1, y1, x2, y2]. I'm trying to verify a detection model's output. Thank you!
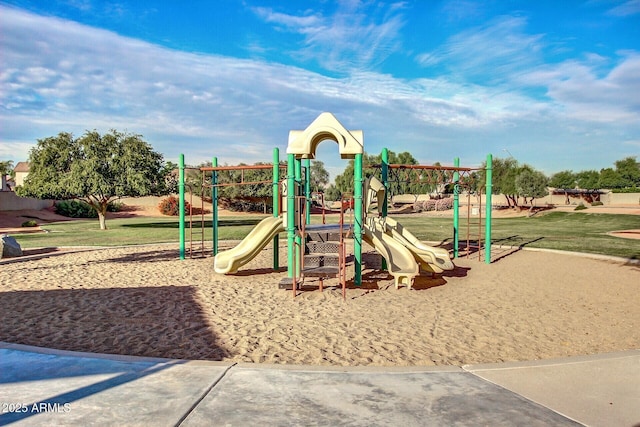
[12, 211, 640, 259]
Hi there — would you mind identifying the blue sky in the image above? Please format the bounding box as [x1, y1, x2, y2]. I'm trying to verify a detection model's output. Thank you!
[1, 1, 639, 180]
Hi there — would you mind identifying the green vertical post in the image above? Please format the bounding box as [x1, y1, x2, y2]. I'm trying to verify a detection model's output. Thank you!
[453, 157, 460, 258]
[272, 148, 280, 271]
[286, 153, 296, 278]
[485, 154, 493, 264]
[353, 153, 363, 286]
[294, 158, 303, 277]
[303, 158, 311, 224]
[212, 157, 218, 256]
[380, 148, 389, 271]
[179, 154, 185, 260]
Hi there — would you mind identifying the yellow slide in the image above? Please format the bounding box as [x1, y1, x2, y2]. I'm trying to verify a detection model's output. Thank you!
[381, 216, 454, 274]
[214, 216, 285, 274]
[363, 218, 419, 289]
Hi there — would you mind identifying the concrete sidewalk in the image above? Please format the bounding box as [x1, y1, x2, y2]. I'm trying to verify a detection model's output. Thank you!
[1, 342, 638, 426]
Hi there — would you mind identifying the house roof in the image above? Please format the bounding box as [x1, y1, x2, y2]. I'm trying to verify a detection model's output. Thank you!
[13, 162, 30, 172]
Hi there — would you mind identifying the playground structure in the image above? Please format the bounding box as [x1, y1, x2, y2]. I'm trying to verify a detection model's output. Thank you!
[178, 113, 493, 295]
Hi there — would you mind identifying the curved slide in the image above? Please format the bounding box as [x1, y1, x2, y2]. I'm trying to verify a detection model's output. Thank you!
[363, 219, 419, 289]
[381, 216, 454, 273]
[214, 216, 285, 274]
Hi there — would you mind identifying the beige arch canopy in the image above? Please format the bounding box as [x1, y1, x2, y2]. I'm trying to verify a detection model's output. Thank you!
[286, 112, 364, 159]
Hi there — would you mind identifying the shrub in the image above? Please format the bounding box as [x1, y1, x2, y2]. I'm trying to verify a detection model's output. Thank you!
[158, 196, 191, 216]
[21, 220, 38, 227]
[55, 200, 98, 218]
[107, 201, 124, 212]
[591, 201, 603, 206]
[415, 197, 454, 212]
[219, 197, 272, 213]
[574, 202, 588, 211]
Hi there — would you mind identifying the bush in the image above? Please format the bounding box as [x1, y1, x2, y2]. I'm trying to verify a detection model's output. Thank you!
[21, 220, 38, 227]
[574, 202, 588, 211]
[55, 200, 98, 218]
[219, 197, 272, 213]
[591, 201, 603, 206]
[159, 196, 191, 216]
[414, 197, 454, 212]
[107, 201, 124, 212]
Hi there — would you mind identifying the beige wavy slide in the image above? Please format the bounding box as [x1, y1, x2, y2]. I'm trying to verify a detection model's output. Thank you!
[363, 217, 419, 289]
[214, 216, 285, 274]
[381, 216, 454, 274]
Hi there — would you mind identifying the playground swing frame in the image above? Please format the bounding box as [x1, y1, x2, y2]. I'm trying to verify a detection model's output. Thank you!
[384, 165, 483, 259]
[377, 149, 493, 264]
[178, 149, 288, 270]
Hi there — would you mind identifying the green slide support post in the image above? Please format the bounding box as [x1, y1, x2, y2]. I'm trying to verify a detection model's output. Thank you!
[286, 153, 296, 278]
[304, 158, 311, 225]
[453, 157, 460, 258]
[212, 157, 218, 256]
[485, 154, 493, 264]
[179, 154, 185, 260]
[380, 148, 389, 271]
[272, 148, 280, 271]
[353, 153, 363, 286]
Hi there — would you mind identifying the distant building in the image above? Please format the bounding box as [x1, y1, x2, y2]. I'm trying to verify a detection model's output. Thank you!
[13, 162, 30, 187]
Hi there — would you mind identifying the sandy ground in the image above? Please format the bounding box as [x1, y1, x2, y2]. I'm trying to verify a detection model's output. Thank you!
[0, 242, 638, 366]
[1, 197, 638, 366]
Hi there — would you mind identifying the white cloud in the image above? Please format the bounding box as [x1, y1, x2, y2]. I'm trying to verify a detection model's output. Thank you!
[252, 1, 406, 72]
[520, 52, 640, 123]
[0, 5, 638, 178]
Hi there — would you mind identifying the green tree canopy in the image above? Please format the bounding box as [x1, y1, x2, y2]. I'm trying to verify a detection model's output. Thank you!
[549, 170, 576, 189]
[598, 168, 625, 189]
[479, 157, 520, 207]
[0, 160, 14, 177]
[515, 166, 548, 205]
[17, 130, 171, 229]
[575, 170, 600, 190]
[310, 160, 330, 193]
[614, 156, 640, 187]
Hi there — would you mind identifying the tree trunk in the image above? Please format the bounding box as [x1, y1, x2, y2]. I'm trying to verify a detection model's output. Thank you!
[98, 204, 108, 230]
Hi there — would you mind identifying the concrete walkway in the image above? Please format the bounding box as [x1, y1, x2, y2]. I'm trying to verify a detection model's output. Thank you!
[1, 342, 638, 426]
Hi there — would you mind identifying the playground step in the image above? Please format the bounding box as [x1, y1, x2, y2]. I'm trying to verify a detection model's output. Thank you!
[307, 231, 341, 243]
[301, 265, 341, 278]
[306, 241, 340, 254]
[304, 254, 339, 268]
[278, 277, 299, 290]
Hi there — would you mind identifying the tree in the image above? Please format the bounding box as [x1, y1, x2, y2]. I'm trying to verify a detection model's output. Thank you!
[17, 130, 170, 230]
[0, 160, 14, 177]
[549, 170, 576, 189]
[515, 166, 548, 206]
[598, 168, 625, 189]
[479, 157, 520, 207]
[310, 160, 329, 193]
[575, 170, 600, 190]
[614, 156, 640, 187]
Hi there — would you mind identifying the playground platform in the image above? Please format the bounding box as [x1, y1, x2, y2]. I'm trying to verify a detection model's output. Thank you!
[1, 342, 637, 426]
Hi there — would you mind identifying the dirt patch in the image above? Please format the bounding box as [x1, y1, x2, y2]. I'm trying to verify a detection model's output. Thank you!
[608, 230, 640, 240]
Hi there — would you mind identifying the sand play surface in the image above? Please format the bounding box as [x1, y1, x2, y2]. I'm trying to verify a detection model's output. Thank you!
[1, 243, 638, 367]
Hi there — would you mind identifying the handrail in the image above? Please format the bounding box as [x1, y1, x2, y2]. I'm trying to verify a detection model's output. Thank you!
[338, 193, 354, 300]
[292, 194, 307, 298]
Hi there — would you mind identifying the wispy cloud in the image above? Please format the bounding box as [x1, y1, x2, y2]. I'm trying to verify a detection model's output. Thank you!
[251, 1, 407, 72]
[607, 0, 640, 17]
[416, 16, 545, 84]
